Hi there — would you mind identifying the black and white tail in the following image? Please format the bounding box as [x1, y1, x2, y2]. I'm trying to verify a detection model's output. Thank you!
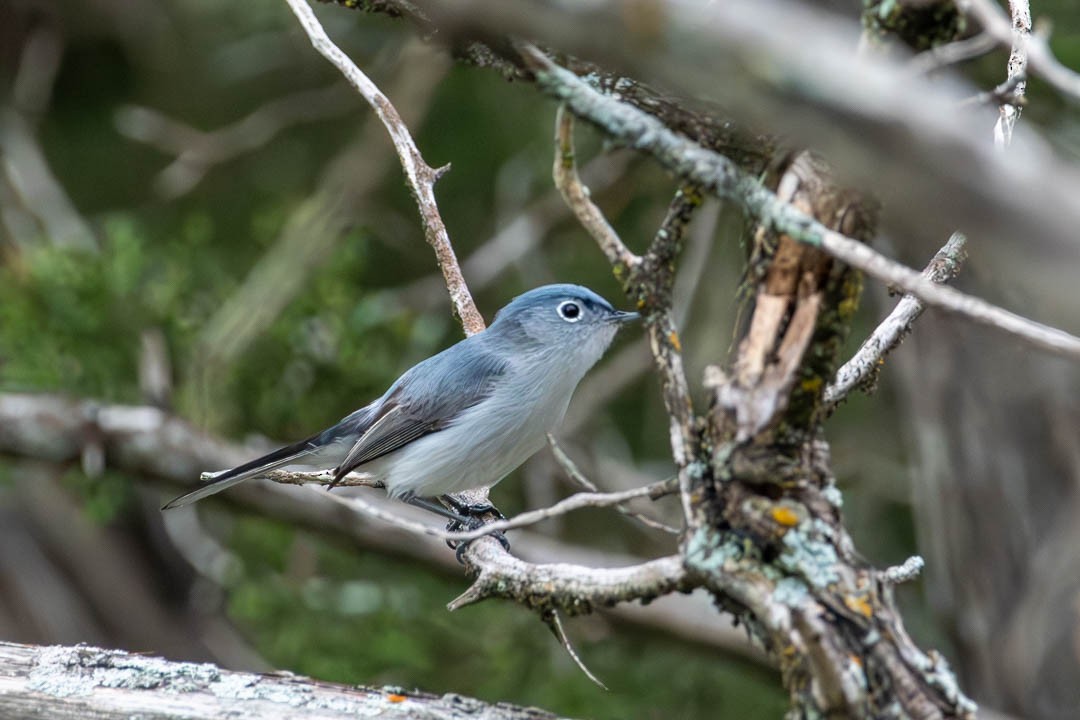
[161, 434, 321, 510]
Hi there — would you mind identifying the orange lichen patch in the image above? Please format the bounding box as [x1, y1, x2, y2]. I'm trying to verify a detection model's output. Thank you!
[770, 506, 800, 527]
[844, 594, 873, 618]
[387, 694, 407, 703]
[849, 654, 863, 667]
[668, 331, 682, 352]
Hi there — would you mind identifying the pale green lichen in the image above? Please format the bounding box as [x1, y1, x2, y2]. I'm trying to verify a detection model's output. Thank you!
[772, 576, 810, 606]
[821, 484, 843, 508]
[778, 526, 840, 587]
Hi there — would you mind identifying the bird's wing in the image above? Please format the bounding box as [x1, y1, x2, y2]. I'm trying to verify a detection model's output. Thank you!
[330, 344, 508, 487]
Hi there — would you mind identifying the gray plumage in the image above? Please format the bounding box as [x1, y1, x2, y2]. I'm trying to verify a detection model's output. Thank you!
[162, 284, 637, 509]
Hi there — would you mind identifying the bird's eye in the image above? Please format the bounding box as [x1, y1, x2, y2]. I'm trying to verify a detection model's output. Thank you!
[557, 300, 582, 322]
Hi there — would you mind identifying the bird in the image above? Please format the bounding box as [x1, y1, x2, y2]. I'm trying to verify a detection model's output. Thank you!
[162, 284, 639, 522]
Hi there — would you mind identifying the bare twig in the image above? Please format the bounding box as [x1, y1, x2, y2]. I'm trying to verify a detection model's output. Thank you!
[398, 152, 634, 310]
[880, 555, 925, 585]
[960, 0, 1079, 102]
[907, 33, 998, 75]
[637, 188, 701, 527]
[114, 85, 355, 198]
[448, 550, 690, 612]
[548, 435, 679, 535]
[550, 103, 702, 526]
[542, 610, 606, 689]
[824, 232, 967, 408]
[523, 47, 1080, 363]
[552, 104, 640, 272]
[291, 472, 676, 543]
[992, 0, 1030, 147]
[283, 0, 484, 335]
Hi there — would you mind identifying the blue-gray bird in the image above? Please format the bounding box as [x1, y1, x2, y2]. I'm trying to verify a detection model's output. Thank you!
[162, 284, 638, 514]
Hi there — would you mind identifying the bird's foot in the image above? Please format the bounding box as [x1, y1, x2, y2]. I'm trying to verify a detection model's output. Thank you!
[441, 494, 506, 521]
[444, 511, 511, 564]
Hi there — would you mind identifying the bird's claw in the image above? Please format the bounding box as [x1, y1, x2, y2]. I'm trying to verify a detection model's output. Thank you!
[442, 495, 506, 521]
[445, 511, 511, 564]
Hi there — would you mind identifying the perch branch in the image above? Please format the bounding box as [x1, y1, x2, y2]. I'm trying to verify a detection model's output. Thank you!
[0, 392, 759, 660]
[449, 551, 690, 612]
[270, 473, 676, 543]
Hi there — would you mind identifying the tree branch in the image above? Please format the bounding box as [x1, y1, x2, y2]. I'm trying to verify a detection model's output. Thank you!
[0, 641, 558, 720]
[114, 85, 355, 198]
[824, 232, 968, 408]
[0, 391, 760, 661]
[449, 551, 689, 613]
[521, 47, 1080, 363]
[284, 0, 483, 334]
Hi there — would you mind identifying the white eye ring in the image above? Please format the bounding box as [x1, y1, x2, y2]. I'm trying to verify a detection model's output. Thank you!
[557, 300, 583, 322]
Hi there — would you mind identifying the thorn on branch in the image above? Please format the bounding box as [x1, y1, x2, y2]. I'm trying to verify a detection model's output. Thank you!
[543, 609, 607, 689]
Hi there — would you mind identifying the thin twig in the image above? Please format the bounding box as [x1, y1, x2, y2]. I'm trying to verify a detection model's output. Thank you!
[907, 32, 998, 75]
[550, 103, 702, 526]
[397, 152, 634, 310]
[993, 0, 1031, 147]
[114, 85, 354, 198]
[547, 435, 679, 535]
[266, 468, 674, 541]
[523, 46, 1080, 363]
[283, 0, 484, 335]
[960, 0, 1079, 102]
[552, 104, 640, 271]
[824, 232, 967, 408]
[637, 188, 701, 528]
[542, 610, 607, 689]
[880, 555, 925, 585]
[443, 484, 677, 542]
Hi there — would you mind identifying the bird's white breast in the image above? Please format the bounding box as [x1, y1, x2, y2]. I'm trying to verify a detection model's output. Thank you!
[374, 350, 591, 499]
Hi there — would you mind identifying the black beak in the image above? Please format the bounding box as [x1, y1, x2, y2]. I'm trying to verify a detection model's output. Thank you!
[609, 310, 641, 324]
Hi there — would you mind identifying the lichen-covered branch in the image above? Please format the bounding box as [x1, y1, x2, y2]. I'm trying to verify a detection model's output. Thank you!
[521, 47, 1080, 363]
[449, 550, 690, 614]
[0, 641, 558, 720]
[550, 105, 701, 526]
